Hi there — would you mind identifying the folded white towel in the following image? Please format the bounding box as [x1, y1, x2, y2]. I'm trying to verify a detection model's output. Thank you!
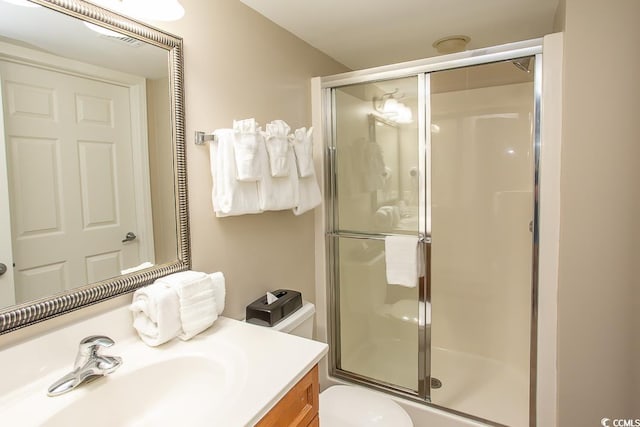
[258, 140, 299, 211]
[156, 271, 218, 340]
[209, 271, 225, 315]
[264, 120, 292, 177]
[130, 282, 181, 347]
[291, 127, 314, 178]
[233, 118, 262, 182]
[211, 129, 262, 217]
[385, 235, 421, 288]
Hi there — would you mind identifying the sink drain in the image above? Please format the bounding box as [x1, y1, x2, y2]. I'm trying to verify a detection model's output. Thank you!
[431, 377, 442, 389]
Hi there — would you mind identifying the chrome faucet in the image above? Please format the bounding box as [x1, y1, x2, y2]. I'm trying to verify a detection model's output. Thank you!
[47, 335, 122, 397]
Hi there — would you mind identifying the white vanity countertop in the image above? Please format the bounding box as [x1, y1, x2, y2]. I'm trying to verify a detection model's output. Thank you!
[0, 309, 328, 427]
[198, 317, 328, 425]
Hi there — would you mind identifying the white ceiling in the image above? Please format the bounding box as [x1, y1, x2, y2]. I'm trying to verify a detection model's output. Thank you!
[239, 0, 560, 70]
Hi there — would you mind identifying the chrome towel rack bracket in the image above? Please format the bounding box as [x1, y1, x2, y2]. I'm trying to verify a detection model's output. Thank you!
[195, 131, 217, 145]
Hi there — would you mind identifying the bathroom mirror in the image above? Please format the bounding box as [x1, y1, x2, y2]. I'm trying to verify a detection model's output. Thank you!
[0, 0, 189, 334]
[368, 114, 400, 206]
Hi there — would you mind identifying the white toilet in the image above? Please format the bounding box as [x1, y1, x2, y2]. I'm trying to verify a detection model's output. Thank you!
[264, 301, 414, 427]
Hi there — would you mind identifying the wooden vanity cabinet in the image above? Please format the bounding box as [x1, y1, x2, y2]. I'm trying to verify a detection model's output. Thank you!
[256, 364, 319, 427]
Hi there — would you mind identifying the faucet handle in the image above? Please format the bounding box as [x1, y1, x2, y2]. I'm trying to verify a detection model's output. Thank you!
[79, 335, 115, 350]
[74, 335, 116, 369]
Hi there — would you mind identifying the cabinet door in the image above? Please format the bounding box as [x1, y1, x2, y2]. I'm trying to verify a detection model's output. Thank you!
[256, 365, 319, 427]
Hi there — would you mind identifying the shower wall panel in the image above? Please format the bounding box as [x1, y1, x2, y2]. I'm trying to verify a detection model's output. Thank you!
[429, 80, 534, 426]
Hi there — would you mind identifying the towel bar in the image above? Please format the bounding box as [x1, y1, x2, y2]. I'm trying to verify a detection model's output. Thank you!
[195, 131, 217, 145]
[326, 231, 430, 244]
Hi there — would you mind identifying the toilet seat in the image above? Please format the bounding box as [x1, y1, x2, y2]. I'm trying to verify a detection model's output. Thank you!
[320, 385, 414, 427]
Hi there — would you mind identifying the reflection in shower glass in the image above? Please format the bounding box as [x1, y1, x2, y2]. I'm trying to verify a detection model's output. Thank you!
[334, 77, 420, 235]
[332, 76, 421, 391]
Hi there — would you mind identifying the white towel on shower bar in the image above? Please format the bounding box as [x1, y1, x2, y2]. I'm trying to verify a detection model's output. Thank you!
[210, 128, 262, 217]
[384, 235, 421, 288]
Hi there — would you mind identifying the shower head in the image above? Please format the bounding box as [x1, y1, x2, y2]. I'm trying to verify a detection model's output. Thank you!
[512, 57, 532, 73]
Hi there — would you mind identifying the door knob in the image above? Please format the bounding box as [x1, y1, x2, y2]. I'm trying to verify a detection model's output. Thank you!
[0, 263, 6, 276]
[122, 232, 137, 243]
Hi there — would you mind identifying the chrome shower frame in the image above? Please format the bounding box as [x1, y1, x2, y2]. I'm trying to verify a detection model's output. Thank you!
[321, 38, 543, 427]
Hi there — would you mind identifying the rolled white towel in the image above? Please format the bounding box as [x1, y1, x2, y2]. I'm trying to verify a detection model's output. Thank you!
[156, 271, 219, 340]
[130, 282, 181, 347]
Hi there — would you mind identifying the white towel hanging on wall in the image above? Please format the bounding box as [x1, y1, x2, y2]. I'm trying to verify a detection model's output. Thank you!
[291, 127, 322, 215]
[264, 120, 292, 177]
[210, 129, 262, 217]
[291, 127, 315, 178]
[257, 138, 299, 211]
[233, 118, 262, 182]
[205, 119, 322, 216]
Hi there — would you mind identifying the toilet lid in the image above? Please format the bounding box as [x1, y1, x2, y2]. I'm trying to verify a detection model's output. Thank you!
[319, 385, 414, 427]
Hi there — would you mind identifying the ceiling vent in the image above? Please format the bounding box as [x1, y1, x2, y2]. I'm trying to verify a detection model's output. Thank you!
[99, 33, 144, 48]
[432, 35, 470, 54]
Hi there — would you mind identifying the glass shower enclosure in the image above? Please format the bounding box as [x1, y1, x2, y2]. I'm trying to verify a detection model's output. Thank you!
[324, 42, 541, 427]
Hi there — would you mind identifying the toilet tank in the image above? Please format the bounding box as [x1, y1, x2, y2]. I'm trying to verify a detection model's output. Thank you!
[270, 301, 315, 339]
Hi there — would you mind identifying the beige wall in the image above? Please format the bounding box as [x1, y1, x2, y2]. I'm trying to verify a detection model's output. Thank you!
[153, 0, 347, 319]
[558, 0, 640, 423]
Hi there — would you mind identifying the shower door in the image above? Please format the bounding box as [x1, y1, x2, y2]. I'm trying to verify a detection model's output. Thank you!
[328, 75, 428, 396]
[428, 60, 536, 427]
[327, 53, 538, 427]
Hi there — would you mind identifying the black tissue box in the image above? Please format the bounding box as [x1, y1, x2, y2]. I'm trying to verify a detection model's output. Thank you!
[246, 289, 303, 327]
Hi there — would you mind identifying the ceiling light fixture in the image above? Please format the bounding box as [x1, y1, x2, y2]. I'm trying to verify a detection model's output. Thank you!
[432, 35, 470, 54]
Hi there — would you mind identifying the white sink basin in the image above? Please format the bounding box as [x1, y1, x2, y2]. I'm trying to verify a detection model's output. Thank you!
[0, 313, 327, 427]
[45, 353, 242, 426]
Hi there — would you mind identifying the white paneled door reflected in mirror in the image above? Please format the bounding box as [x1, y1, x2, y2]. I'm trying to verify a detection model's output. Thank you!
[0, 0, 188, 333]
